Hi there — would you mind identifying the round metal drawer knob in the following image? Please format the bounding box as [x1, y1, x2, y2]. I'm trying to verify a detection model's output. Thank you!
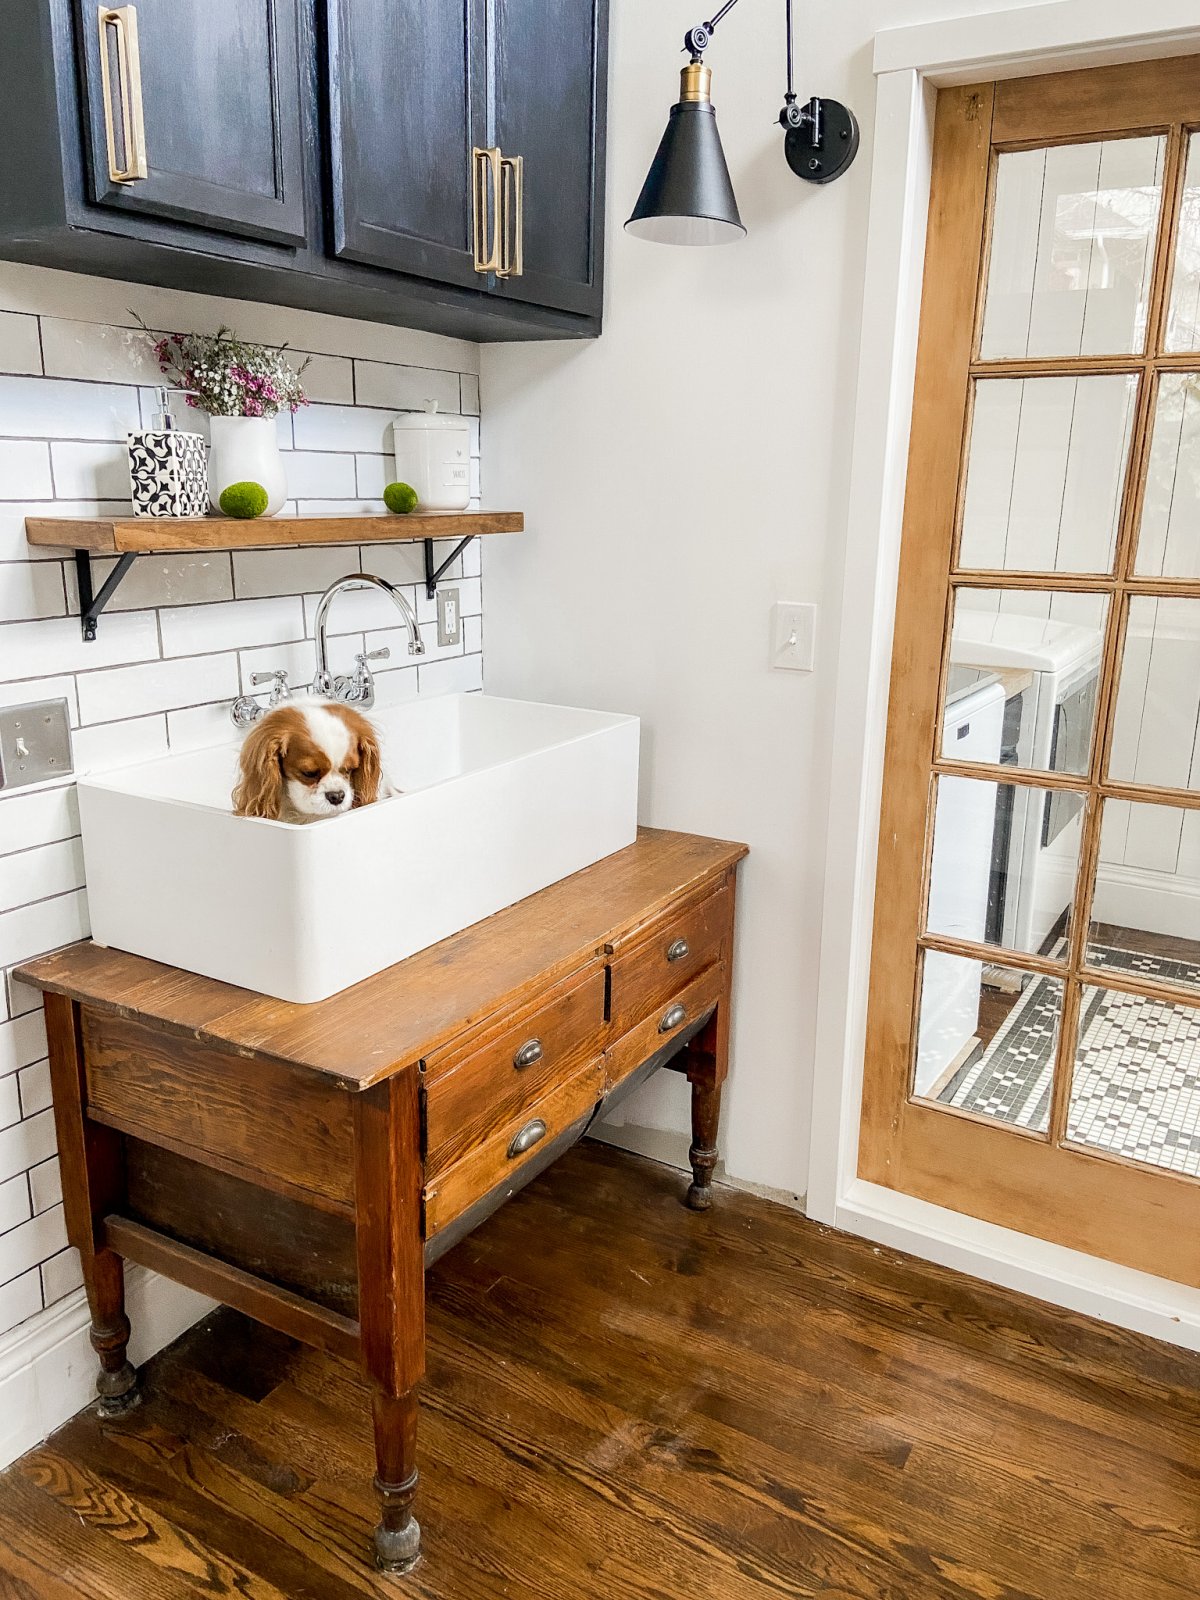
[507, 1118, 547, 1158]
[659, 1002, 687, 1033]
[666, 938, 690, 963]
[513, 1037, 544, 1070]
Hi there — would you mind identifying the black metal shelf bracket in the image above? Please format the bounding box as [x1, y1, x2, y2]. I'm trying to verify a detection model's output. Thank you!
[423, 535, 475, 600]
[76, 550, 137, 642]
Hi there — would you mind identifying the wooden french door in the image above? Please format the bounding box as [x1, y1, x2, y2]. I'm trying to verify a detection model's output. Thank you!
[861, 57, 1200, 1284]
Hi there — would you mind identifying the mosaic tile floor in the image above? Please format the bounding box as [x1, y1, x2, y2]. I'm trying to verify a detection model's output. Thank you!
[938, 942, 1200, 1175]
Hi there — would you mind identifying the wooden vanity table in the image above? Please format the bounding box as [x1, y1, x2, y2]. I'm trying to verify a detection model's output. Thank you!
[17, 827, 745, 1573]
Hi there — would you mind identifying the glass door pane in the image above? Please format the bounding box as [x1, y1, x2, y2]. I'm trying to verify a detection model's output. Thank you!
[1090, 799, 1200, 991]
[980, 137, 1165, 359]
[1136, 373, 1200, 578]
[1109, 597, 1200, 791]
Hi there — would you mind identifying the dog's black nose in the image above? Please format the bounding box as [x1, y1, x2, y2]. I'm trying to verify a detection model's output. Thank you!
[325, 787, 346, 806]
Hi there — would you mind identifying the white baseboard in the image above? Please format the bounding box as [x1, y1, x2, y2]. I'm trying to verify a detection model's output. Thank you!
[0, 1267, 213, 1470]
[1092, 863, 1200, 942]
[837, 1178, 1200, 1352]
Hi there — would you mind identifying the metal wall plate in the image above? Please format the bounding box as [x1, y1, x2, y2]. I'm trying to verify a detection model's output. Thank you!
[436, 586, 462, 648]
[0, 699, 73, 790]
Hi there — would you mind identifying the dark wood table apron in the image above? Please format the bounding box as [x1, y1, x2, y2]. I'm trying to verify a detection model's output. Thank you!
[17, 826, 747, 1574]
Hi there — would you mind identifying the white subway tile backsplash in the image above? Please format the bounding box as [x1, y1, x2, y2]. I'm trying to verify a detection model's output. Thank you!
[357, 542, 425, 587]
[0, 787, 79, 858]
[28, 1157, 61, 1215]
[0, 441, 53, 499]
[355, 454, 390, 499]
[159, 596, 304, 658]
[233, 544, 360, 601]
[17, 1061, 51, 1119]
[65, 552, 233, 613]
[292, 402, 396, 453]
[0, 608, 159, 680]
[49, 439, 132, 499]
[297, 353, 354, 404]
[0, 314, 42, 378]
[0, 1108, 57, 1187]
[0, 1204, 66, 1287]
[464, 614, 483, 655]
[0, 839, 84, 917]
[39, 318, 160, 386]
[0, 892, 89, 972]
[353, 361, 459, 414]
[0, 376, 139, 440]
[0, 1172, 31, 1236]
[0, 299, 486, 1341]
[417, 653, 484, 696]
[280, 450, 357, 500]
[0, 559, 65, 623]
[78, 651, 243, 725]
[166, 700, 240, 753]
[0, 1014, 42, 1077]
[40, 1244, 82, 1306]
[0, 1269, 41, 1338]
[71, 715, 169, 774]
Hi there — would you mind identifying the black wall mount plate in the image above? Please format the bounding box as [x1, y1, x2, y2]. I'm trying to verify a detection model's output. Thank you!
[785, 99, 860, 184]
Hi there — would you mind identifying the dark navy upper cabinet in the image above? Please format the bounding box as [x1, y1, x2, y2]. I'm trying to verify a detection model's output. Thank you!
[491, 0, 606, 319]
[77, 0, 308, 246]
[0, 0, 608, 341]
[325, 0, 487, 287]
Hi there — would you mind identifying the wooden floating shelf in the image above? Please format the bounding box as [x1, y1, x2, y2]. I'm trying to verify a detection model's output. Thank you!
[24, 509, 523, 555]
[25, 510, 524, 641]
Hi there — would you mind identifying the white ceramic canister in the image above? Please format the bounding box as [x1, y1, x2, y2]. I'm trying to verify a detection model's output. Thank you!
[392, 401, 472, 511]
[208, 415, 288, 516]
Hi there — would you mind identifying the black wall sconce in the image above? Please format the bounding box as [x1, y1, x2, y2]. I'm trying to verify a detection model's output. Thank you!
[625, 0, 859, 245]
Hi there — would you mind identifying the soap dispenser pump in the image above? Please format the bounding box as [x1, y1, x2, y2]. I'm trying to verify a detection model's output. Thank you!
[127, 386, 209, 518]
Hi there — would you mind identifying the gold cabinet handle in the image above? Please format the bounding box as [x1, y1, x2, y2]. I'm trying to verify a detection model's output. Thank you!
[97, 5, 148, 184]
[471, 146, 502, 274]
[498, 153, 524, 278]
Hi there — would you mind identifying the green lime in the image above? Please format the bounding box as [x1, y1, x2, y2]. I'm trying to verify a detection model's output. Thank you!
[383, 481, 419, 514]
[219, 480, 269, 519]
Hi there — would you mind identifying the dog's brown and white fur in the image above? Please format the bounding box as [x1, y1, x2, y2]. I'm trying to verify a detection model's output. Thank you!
[232, 701, 383, 823]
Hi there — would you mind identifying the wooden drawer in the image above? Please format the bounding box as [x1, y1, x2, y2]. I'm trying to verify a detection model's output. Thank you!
[424, 964, 606, 1176]
[607, 881, 731, 1037]
[424, 1058, 604, 1237]
[605, 962, 726, 1091]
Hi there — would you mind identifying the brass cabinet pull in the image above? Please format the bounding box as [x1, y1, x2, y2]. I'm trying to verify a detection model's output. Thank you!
[471, 146, 502, 273]
[513, 1037, 543, 1070]
[498, 153, 524, 278]
[97, 5, 148, 184]
[666, 938, 690, 964]
[507, 1118, 547, 1159]
[659, 1002, 687, 1034]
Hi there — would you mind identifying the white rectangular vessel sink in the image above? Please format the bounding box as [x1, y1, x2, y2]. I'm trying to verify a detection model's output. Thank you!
[78, 693, 640, 1003]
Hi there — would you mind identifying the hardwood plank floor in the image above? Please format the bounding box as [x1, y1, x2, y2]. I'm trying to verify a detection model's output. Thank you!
[2, 1140, 1200, 1599]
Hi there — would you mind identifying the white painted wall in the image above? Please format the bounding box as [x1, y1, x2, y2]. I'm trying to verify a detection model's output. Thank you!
[480, 0, 1056, 1198]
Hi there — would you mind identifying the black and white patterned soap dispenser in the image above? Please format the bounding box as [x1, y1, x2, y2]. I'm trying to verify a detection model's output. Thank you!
[127, 387, 208, 518]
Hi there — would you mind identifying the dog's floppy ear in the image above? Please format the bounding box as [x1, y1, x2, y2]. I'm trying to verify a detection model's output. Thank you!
[232, 711, 290, 819]
[349, 711, 383, 808]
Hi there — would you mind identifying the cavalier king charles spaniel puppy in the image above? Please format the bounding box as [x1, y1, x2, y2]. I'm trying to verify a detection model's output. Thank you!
[232, 701, 384, 823]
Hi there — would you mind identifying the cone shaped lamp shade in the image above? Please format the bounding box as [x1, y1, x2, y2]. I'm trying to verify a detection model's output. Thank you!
[625, 64, 745, 245]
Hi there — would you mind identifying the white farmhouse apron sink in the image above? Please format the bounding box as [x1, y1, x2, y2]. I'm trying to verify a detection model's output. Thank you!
[77, 694, 640, 1003]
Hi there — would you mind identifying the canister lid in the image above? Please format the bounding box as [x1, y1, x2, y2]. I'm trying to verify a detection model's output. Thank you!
[392, 399, 469, 432]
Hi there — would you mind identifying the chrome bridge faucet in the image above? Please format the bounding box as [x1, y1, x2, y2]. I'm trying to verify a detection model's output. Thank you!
[313, 572, 425, 708]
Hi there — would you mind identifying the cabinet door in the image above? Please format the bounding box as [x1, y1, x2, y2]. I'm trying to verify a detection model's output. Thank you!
[325, 0, 487, 289]
[491, 0, 606, 318]
[77, 0, 307, 246]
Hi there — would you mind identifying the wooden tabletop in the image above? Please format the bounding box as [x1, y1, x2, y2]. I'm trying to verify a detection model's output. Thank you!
[17, 829, 746, 1089]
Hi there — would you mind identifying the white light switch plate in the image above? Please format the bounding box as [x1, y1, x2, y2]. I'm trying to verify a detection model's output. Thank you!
[770, 602, 816, 672]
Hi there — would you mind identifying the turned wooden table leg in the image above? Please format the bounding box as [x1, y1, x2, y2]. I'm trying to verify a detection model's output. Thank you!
[682, 983, 731, 1211]
[354, 1070, 425, 1574]
[43, 994, 140, 1413]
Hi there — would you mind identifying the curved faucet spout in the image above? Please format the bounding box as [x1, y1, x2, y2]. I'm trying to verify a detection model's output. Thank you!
[313, 572, 424, 698]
